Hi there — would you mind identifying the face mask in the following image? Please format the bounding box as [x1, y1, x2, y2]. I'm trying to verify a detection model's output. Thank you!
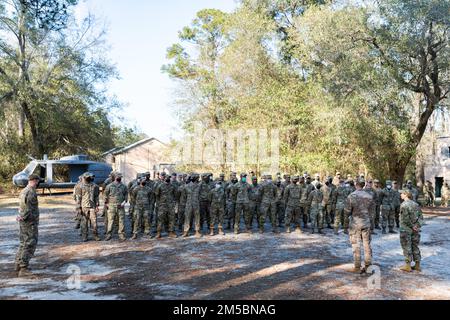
[216, 184, 221, 189]
[242, 178, 247, 183]
[141, 182, 146, 187]
[345, 184, 350, 188]
[387, 186, 392, 190]
[116, 178, 122, 183]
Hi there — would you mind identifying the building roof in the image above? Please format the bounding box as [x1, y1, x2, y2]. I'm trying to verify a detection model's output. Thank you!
[102, 138, 166, 156]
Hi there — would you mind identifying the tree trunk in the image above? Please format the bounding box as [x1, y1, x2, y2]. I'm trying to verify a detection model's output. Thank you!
[21, 101, 44, 156]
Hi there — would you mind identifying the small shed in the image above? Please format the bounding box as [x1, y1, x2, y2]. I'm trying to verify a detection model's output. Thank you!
[423, 135, 450, 197]
[103, 138, 174, 183]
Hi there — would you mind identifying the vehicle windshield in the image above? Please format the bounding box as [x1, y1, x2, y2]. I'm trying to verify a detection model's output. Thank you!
[23, 162, 38, 175]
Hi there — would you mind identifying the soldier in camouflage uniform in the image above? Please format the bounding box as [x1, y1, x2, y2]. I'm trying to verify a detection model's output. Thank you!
[101, 171, 117, 235]
[334, 178, 351, 235]
[373, 180, 383, 230]
[321, 177, 336, 229]
[305, 176, 315, 225]
[406, 180, 419, 204]
[379, 180, 397, 234]
[209, 180, 226, 236]
[199, 173, 212, 232]
[177, 176, 189, 232]
[275, 180, 284, 228]
[231, 173, 252, 234]
[424, 180, 436, 207]
[128, 173, 142, 228]
[345, 180, 374, 274]
[75, 172, 101, 242]
[308, 183, 324, 234]
[104, 173, 128, 241]
[73, 176, 83, 231]
[392, 181, 401, 228]
[225, 173, 238, 230]
[259, 175, 279, 233]
[15, 175, 40, 278]
[153, 172, 165, 230]
[249, 176, 262, 230]
[183, 173, 202, 237]
[284, 176, 303, 233]
[399, 190, 424, 272]
[299, 177, 310, 229]
[170, 173, 181, 227]
[131, 178, 154, 239]
[363, 179, 378, 235]
[442, 183, 449, 208]
[154, 174, 177, 239]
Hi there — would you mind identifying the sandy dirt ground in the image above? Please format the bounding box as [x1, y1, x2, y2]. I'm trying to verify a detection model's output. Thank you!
[0, 194, 449, 300]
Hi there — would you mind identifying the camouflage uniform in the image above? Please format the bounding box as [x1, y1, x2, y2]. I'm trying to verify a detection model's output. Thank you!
[154, 180, 177, 235]
[321, 182, 336, 228]
[178, 182, 188, 231]
[73, 177, 82, 230]
[424, 182, 435, 207]
[400, 199, 424, 264]
[209, 182, 226, 234]
[199, 177, 212, 231]
[392, 183, 401, 228]
[171, 177, 181, 227]
[184, 181, 201, 235]
[363, 185, 378, 232]
[406, 182, 419, 204]
[345, 190, 374, 270]
[305, 180, 315, 225]
[284, 180, 302, 231]
[249, 180, 262, 229]
[75, 175, 100, 241]
[299, 181, 311, 228]
[374, 183, 383, 229]
[308, 187, 324, 233]
[127, 175, 141, 227]
[275, 183, 285, 227]
[225, 176, 238, 229]
[15, 185, 39, 270]
[334, 183, 351, 233]
[259, 178, 279, 233]
[131, 182, 153, 236]
[104, 180, 128, 240]
[232, 179, 252, 233]
[102, 173, 118, 234]
[379, 182, 396, 233]
[442, 183, 449, 208]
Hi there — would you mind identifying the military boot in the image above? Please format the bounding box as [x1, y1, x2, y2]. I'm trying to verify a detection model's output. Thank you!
[344, 229, 349, 235]
[412, 261, 421, 272]
[18, 268, 35, 278]
[382, 228, 387, 234]
[295, 227, 302, 234]
[131, 234, 138, 240]
[155, 232, 162, 239]
[169, 232, 178, 239]
[182, 231, 189, 238]
[218, 228, 225, 236]
[209, 228, 215, 236]
[349, 265, 361, 274]
[286, 227, 291, 233]
[94, 234, 101, 242]
[400, 262, 412, 272]
[389, 228, 397, 234]
[195, 231, 202, 238]
[311, 229, 315, 234]
[104, 235, 112, 241]
[119, 235, 127, 242]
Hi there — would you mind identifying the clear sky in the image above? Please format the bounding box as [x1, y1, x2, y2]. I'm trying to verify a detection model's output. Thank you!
[75, 0, 238, 143]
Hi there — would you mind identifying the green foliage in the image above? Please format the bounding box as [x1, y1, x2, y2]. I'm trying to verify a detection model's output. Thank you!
[165, 0, 449, 183]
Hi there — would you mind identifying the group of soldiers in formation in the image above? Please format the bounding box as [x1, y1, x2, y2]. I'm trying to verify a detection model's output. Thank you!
[14, 169, 431, 277]
[69, 170, 426, 274]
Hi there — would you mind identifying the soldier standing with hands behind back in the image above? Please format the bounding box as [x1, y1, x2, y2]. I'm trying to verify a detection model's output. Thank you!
[75, 172, 100, 242]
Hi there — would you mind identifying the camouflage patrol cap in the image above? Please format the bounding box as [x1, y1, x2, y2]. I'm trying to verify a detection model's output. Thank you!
[386, 180, 392, 186]
[373, 179, 380, 184]
[293, 176, 300, 181]
[115, 173, 123, 178]
[220, 173, 225, 177]
[407, 180, 413, 184]
[336, 172, 341, 175]
[28, 174, 40, 181]
[160, 172, 167, 177]
[172, 173, 177, 177]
